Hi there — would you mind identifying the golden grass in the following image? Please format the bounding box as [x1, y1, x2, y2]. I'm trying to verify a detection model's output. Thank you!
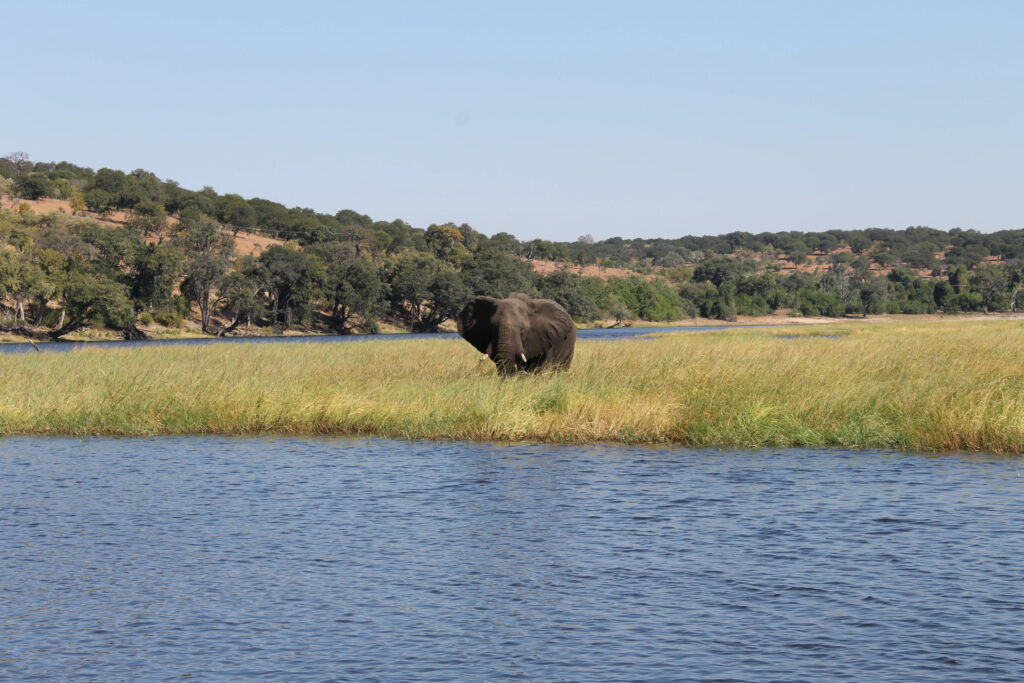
[2, 319, 1023, 453]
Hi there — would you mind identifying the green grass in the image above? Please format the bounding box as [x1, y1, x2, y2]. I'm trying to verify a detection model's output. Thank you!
[3, 318, 1024, 453]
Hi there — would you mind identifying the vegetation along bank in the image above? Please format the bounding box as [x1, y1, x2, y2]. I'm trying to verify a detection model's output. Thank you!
[2, 319, 1022, 453]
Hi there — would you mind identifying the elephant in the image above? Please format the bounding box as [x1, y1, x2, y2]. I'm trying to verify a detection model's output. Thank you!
[457, 293, 577, 375]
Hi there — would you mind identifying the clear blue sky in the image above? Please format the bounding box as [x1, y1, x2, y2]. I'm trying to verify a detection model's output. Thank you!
[5, 1, 1022, 241]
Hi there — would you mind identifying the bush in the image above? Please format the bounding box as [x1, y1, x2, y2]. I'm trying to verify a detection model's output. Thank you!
[953, 292, 983, 313]
[796, 290, 844, 317]
[153, 297, 190, 327]
[153, 309, 182, 327]
[899, 299, 936, 314]
[735, 292, 771, 316]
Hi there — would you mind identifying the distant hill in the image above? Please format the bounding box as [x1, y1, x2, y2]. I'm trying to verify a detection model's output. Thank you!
[1, 153, 1022, 341]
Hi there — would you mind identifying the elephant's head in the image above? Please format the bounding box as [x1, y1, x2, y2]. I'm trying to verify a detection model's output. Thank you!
[457, 293, 576, 375]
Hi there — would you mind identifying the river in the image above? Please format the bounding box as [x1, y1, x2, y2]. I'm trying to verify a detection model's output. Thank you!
[2, 437, 1022, 681]
[0, 325, 732, 354]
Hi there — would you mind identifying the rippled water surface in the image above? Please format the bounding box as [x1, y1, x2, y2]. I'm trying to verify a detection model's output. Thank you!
[0, 324, 726, 354]
[2, 438, 1022, 681]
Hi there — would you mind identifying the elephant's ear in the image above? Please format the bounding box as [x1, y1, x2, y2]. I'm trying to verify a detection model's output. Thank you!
[457, 296, 497, 354]
[523, 298, 576, 359]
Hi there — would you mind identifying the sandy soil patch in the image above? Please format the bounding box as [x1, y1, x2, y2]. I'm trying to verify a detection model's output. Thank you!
[527, 258, 656, 280]
[231, 230, 286, 256]
[2, 195, 126, 225]
[2, 194, 286, 255]
[581, 311, 1024, 329]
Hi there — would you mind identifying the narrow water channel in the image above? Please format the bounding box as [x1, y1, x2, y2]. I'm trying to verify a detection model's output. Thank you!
[0, 324, 735, 354]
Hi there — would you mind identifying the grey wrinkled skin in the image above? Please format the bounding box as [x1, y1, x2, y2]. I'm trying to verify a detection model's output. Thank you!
[457, 293, 577, 375]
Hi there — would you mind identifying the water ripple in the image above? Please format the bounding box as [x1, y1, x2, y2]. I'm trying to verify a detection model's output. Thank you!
[1, 437, 1023, 681]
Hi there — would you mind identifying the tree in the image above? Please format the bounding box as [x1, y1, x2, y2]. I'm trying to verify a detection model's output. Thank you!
[116, 176, 147, 211]
[69, 191, 87, 215]
[257, 245, 325, 329]
[537, 271, 600, 320]
[30, 228, 100, 329]
[520, 238, 569, 261]
[130, 242, 184, 313]
[161, 180, 190, 215]
[425, 223, 468, 263]
[847, 233, 872, 254]
[970, 263, 1011, 313]
[858, 277, 888, 317]
[1009, 264, 1023, 313]
[456, 223, 481, 253]
[322, 256, 385, 333]
[127, 169, 164, 207]
[77, 224, 144, 278]
[13, 173, 54, 200]
[89, 167, 128, 196]
[216, 256, 266, 335]
[335, 209, 372, 227]
[821, 263, 857, 312]
[948, 264, 970, 293]
[125, 200, 168, 238]
[459, 251, 536, 298]
[176, 213, 235, 332]
[710, 281, 737, 321]
[386, 251, 470, 332]
[946, 244, 989, 270]
[484, 231, 520, 254]
[176, 212, 233, 255]
[182, 253, 228, 332]
[216, 194, 257, 237]
[371, 220, 414, 256]
[787, 242, 811, 265]
[605, 294, 636, 326]
[84, 188, 117, 213]
[693, 256, 753, 287]
[0, 251, 52, 325]
[338, 224, 371, 256]
[932, 279, 955, 310]
[4, 152, 31, 174]
[48, 272, 134, 339]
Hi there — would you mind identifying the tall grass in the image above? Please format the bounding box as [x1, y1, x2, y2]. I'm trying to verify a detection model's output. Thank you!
[2, 319, 1023, 452]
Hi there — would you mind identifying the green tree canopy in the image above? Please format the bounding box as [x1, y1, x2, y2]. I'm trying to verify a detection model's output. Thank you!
[257, 245, 326, 329]
[386, 251, 470, 332]
[459, 251, 536, 298]
[13, 173, 55, 200]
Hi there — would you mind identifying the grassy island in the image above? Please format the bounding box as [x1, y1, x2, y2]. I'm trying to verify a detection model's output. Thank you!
[2, 319, 1023, 453]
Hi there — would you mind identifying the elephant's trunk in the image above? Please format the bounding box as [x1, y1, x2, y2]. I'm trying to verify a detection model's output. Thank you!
[494, 324, 525, 375]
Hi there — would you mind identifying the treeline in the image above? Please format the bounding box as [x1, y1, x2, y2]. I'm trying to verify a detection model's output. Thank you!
[567, 226, 1024, 273]
[9, 154, 1023, 273]
[1, 153, 1023, 340]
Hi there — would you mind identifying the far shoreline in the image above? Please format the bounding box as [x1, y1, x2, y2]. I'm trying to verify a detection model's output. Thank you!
[3, 310, 1023, 345]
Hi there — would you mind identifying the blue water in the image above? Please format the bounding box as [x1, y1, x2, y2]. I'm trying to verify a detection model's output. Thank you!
[0, 325, 727, 354]
[2, 438, 1022, 681]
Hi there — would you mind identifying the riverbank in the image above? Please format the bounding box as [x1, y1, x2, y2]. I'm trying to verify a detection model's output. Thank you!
[6, 311, 1022, 346]
[2, 318, 1022, 452]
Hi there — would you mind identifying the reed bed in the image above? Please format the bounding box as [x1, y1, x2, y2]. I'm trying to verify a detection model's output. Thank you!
[2, 319, 1023, 452]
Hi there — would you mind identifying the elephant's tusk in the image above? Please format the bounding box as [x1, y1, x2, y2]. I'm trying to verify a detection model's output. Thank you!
[520, 353, 527, 363]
